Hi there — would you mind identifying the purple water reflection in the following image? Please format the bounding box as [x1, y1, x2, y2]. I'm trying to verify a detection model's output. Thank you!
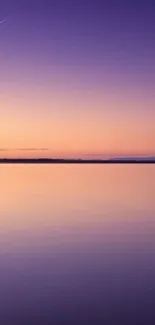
[0, 165, 155, 324]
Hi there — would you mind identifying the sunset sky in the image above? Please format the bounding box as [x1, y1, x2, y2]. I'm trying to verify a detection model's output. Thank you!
[0, 0, 155, 158]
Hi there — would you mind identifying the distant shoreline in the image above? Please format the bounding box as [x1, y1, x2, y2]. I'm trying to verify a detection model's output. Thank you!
[0, 159, 155, 164]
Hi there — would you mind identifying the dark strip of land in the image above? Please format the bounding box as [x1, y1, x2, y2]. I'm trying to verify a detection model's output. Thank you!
[0, 159, 155, 164]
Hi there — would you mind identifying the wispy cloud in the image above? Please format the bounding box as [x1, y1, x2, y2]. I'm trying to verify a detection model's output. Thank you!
[0, 148, 49, 151]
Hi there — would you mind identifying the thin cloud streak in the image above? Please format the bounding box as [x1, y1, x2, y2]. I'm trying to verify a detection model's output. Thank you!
[0, 148, 49, 151]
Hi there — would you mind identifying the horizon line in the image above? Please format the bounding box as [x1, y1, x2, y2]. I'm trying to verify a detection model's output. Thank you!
[0, 157, 155, 162]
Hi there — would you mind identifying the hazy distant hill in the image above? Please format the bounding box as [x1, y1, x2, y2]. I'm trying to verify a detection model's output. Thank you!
[111, 157, 155, 161]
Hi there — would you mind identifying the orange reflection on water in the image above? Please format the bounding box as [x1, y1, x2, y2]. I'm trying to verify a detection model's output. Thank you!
[0, 165, 155, 231]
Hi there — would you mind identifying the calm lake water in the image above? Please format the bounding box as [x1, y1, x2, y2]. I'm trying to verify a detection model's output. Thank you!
[0, 165, 155, 324]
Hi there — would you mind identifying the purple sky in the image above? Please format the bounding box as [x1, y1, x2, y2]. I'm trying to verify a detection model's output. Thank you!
[0, 0, 155, 157]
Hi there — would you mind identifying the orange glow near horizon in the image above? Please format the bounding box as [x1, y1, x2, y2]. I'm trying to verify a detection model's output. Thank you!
[0, 81, 155, 158]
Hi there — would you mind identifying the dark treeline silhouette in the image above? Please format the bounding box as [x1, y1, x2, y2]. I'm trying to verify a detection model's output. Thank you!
[0, 158, 155, 164]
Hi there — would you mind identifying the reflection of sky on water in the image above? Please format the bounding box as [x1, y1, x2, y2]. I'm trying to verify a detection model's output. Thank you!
[0, 165, 155, 324]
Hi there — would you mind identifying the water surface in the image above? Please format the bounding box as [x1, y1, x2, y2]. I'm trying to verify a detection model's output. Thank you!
[0, 165, 155, 324]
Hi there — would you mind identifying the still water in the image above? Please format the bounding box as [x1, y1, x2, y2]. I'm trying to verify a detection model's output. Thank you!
[0, 165, 155, 324]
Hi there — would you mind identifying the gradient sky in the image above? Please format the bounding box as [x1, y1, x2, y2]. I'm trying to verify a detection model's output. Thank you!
[0, 0, 155, 158]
